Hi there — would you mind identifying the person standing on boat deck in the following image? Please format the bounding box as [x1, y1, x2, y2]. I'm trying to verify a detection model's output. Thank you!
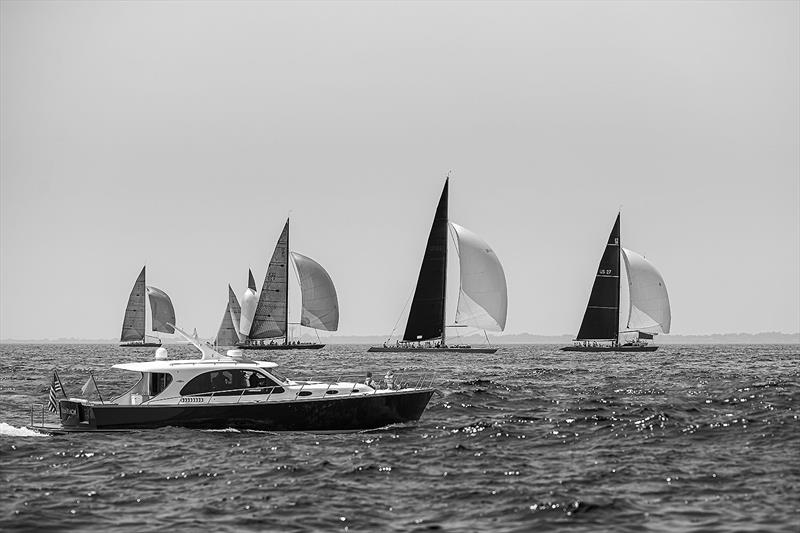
[384, 370, 397, 390]
[364, 372, 377, 389]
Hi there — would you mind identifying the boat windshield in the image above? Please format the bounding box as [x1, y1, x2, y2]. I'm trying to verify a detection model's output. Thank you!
[268, 367, 289, 384]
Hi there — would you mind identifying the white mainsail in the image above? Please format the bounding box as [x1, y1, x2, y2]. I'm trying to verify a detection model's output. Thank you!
[621, 248, 671, 334]
[450, 222, 508, 332]
[291, 252, 339, 331]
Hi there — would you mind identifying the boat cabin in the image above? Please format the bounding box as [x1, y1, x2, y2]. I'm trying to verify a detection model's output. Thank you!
[110, 359, 294, 406]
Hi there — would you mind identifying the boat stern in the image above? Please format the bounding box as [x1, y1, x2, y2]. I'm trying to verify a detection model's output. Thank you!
[58, 399, 97, 429]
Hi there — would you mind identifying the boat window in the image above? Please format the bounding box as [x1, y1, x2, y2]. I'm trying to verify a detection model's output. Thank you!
[150, 373, 173, 397]
[180, 370, 281, 396]
[267, 368, 288, 384]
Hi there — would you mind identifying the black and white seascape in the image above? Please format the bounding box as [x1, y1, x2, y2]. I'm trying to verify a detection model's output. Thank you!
[2, 343, 798, 531]
[2, 1, 799, 532]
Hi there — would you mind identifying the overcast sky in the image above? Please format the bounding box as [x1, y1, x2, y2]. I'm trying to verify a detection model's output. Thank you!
[1, 1, 798, 340]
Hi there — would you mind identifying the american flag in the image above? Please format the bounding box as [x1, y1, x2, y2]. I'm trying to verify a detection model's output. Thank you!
[48, 370, 65, 413]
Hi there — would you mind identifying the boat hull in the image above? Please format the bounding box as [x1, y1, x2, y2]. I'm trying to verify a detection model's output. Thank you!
[120, 341, 162, 348]
[560, 345, 659, 352]
[367, 346, 498, 354]
[236, 343, 325, 350]
[57, 389, 434, 431]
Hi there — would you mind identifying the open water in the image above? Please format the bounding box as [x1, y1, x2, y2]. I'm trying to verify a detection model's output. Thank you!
[0, 344, 798, 532]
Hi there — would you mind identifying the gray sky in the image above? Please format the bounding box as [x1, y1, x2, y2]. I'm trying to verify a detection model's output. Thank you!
[1, 1, 798, 339]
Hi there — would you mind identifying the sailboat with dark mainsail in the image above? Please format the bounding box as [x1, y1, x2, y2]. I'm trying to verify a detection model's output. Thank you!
[235, 219, 339, 350]
[368, 178, 508, 353]
[119, 266, 176, 348]
[562, 213, 671, 352]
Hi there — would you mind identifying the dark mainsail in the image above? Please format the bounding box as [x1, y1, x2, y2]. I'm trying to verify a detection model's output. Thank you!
[216, 303, 239, 346]
[576, 213, 621, 341]
[403, 179, 449, 342]
[249, 219, 289, 339]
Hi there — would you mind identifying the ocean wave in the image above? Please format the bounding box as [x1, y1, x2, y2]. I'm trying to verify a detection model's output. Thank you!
[0, 421, 49, 438]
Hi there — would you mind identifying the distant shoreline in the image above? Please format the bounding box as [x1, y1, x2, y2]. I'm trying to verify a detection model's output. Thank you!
[2, 332, 798, 345]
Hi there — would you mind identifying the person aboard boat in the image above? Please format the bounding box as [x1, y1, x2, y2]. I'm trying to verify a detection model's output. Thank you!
[384, 371, 396, 390]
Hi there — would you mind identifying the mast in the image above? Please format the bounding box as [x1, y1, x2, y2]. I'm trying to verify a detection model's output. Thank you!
[442, 180, 448, 347]
[285, 217, 290, 344]
[615, 212, 621, 345]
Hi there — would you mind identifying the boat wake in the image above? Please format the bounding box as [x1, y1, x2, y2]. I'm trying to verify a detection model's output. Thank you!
[0, 422, 49, 438]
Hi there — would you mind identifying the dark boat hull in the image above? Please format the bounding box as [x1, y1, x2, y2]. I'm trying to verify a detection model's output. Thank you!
[236, 343, 325, 350]
[120, 341, 162, 348]
[58, 389, 434, 431]
[560, 345, 659, 352]
[367, 346, 498, 354]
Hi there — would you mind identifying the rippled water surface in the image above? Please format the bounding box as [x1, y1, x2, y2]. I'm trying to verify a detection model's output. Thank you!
[1, 344, 798, 532]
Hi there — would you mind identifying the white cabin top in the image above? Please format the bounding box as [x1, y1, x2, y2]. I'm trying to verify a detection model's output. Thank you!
[112, 359, 278, 373]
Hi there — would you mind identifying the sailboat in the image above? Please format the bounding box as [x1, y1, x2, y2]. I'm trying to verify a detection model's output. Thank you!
[562, 213, 671, 352]
[214, 270, 258, 347]
[368, 178, 508, 353]
[236, 219, 339, 350]
[119, 266, 176, 348]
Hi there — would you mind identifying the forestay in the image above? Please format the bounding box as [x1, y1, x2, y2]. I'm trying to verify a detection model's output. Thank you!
[621, 248, 671, 334]
[291, 252, 339, 331]
[146, 286, 176, 334]
[451, 223, 508, 331]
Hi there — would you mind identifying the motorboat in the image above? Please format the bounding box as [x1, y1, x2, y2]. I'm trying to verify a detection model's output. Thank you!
[33, 327, 435, 432]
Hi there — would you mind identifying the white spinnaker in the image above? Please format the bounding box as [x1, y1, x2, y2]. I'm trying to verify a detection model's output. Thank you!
[621, 248, 671, 334]
[450, 223, 508, 331]
[239, 288, 258, 337]
[290, 252, 339, 331]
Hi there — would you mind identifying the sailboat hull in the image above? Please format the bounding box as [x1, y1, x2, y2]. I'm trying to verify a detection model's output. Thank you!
[560, 345, 659, 352]
[367, 346, 498, 354]
[237, 343, 326, 350]
[120, 341, 162, 348]
[56, 390, 434, 431]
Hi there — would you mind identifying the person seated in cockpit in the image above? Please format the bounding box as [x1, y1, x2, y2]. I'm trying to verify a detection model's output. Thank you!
[211, 372, 227, 391]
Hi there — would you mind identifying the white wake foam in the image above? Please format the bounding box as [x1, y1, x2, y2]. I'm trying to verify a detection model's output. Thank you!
[0, 422, 49, 438]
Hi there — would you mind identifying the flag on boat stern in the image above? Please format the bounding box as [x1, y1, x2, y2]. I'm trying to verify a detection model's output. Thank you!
[48, 370, 65, 413]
